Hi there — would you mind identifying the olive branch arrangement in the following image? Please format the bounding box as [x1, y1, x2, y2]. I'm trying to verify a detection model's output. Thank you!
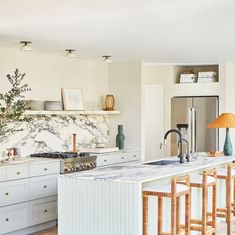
[0, 69, 31, 136]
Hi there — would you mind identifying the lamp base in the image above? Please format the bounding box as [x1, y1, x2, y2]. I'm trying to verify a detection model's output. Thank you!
[224, 128, 233, 156]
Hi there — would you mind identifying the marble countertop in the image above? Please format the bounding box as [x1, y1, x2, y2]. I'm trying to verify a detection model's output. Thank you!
[60, 153, 235, 183]
[0, 157, 60, 168]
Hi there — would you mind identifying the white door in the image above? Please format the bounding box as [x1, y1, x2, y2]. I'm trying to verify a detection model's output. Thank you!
[144, 85, 164, 161]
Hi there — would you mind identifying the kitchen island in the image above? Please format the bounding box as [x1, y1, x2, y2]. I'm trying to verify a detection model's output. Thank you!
[58, 153, 235, 235]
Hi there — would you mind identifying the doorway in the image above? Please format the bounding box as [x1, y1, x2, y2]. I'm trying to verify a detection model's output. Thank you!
[144, 85, 164, 161]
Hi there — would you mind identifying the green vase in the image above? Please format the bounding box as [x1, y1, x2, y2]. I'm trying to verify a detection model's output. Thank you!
[224, 128, 233, 156]
[116, 125, 125, 150]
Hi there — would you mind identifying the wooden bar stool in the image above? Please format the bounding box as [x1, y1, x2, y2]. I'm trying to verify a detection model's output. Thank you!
[143, 175, 191, 235]
[217, 163, 235, 235]
[190, 168, 217, 235]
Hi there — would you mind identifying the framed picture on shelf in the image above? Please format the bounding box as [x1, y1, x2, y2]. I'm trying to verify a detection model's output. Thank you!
[61, 88, 84, 110]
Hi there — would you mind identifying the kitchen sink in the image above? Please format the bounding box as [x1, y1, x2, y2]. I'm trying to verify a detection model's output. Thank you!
[144, 159, 178, 166]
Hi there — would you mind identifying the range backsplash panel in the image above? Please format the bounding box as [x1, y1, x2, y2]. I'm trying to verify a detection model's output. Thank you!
[0, 115, 109, 159]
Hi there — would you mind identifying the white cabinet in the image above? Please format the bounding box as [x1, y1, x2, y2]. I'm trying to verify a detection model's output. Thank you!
[0, 202, 28, 235]
[0, 179, 28, 207]
[7, 165, 28, 181]
[29, 161, 60, 177]
[0, 160, 60, 235]
[96, 151, 140, 167]
[29, 196, 57, 226]
[0, 168, 6, 182]
[29, 175, 57, 200]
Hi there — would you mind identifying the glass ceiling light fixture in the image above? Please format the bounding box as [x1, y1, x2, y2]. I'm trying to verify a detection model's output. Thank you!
[102, 55, 112, 63]
[20, 41, 32, 51]
[65, 49, 77, 58]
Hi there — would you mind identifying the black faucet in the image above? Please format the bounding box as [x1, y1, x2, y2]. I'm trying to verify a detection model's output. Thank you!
[164, 129, 184, 163]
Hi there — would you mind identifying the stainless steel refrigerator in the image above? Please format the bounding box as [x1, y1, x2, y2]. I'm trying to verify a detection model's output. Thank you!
[171, 96, 219, 155]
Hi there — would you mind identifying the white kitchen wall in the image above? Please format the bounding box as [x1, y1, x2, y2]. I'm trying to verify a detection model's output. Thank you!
[0, 46, 111, 156]
[0, 46, 109, 103]
[225, 63, 235, 149]
[109, 61, 142, 152]
[142, 63, 226, 155]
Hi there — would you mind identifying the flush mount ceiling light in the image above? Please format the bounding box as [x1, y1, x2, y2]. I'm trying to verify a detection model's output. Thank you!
[20, 41, 32, 51]
[102, 55, 112, 63]
[65, 49, 77, 58]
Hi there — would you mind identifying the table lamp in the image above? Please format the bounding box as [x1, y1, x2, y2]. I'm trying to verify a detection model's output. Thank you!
[207, 113, 235, 156]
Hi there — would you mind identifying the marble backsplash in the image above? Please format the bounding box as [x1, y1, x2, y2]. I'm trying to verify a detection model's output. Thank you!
[0, 115, 109, 159]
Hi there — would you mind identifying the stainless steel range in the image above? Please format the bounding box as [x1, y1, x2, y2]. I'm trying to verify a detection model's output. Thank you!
[30, 152, 97, 174]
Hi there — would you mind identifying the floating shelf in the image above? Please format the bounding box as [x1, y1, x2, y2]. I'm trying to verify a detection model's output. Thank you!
[24, 110, 121, 115]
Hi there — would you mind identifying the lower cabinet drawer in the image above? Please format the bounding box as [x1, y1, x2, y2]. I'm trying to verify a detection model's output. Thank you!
[96, 154, 120, 167]
[7, 165, 28, 181]
[29, 161, 60, 177]
[29, 197, 57, 226]
[0, 179, 28, 207]
[122, 151, 140, 162]
[97, 151, 141, 167]
[0, 202, 28, 235]
[29, 175, 58, 200]
[0, 168, 6, 182]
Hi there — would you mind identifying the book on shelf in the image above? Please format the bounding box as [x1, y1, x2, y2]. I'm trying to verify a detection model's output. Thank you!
[179, 73, 196, 83]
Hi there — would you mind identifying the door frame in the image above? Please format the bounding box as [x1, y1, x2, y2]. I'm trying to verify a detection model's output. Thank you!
[142, 84, 164, 161]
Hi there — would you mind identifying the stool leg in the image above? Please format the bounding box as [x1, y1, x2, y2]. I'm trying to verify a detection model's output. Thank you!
[171, 195, 177, 235]
[233, 178, 235, 216]
[202, 185, 208, 235]
[227, 177, 231, 235]
[143, 193, 148, 235]
[158, 196, 163, 235]
[212, 184, 217, 235]
[176, 197, 180, 234]
[185, 193, 191, 235]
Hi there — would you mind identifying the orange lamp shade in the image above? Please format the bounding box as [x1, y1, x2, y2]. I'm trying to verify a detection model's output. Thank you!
[207, 113, 235, 128]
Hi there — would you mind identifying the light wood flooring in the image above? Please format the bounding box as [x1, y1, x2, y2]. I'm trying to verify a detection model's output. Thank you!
[31, 219, 235, 235]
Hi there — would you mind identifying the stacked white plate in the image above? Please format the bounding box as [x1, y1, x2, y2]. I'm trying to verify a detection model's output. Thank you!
[26, 100, 44, 110]
[44, 101, 62, 111]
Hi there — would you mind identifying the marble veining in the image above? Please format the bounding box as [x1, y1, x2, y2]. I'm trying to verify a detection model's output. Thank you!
[61, 153, 235, 183]
[0, 114, 109, 159]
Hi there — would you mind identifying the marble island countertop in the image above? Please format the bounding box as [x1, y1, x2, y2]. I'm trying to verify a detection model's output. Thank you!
[61, 153, 235, 183]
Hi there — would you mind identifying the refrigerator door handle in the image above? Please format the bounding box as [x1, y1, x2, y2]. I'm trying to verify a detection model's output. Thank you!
[191, 108, 196, 153]
[192, 108, 197, 152]
[189, 107, 196, 153]
[188, 108, 193, 153]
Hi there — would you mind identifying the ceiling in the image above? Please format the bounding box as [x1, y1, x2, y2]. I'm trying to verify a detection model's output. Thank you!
[0, 0, 235, 63]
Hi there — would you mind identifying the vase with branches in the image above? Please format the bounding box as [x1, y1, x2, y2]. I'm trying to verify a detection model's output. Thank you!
[0, 69, 31, 136]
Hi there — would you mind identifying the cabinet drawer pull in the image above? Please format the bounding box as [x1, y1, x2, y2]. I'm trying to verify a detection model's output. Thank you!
[44, 168, 48, 171]
[121, 157, 124, 159]
[133, 155, 136, 158]
[5, 218, 9, 221]
[43, 185, 47, 188]
[44, 209, 48, 213]
[5, 192, 9, 196]
[17, 172, 21, 175]
[104, 160, 107, 162]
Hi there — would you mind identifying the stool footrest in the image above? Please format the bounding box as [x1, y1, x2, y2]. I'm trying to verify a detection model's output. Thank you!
[190, 225, 202, 231]
[217, 213, 226, 218]
[217, 208, 227, 212]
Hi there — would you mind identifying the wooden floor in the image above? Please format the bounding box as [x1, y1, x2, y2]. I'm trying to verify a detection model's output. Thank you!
[31, 219, 235, 235]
